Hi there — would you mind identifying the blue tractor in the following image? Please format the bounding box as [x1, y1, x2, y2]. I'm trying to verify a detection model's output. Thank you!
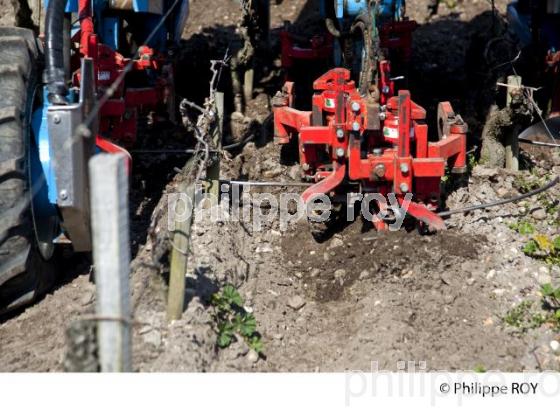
[0, 0, 189, 312]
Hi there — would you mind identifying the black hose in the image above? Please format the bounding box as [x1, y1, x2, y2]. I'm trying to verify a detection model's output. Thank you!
[45, 0, 69, 104]
[438, 176, 560, 217]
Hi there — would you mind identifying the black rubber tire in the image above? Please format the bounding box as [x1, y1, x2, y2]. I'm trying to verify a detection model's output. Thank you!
[0, 27, 57, 313]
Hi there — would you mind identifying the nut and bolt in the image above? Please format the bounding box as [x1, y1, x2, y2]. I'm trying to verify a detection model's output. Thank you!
[352, 121, 361, 132]
[336, 147, 345, 158]
[336, 128, 345, 139]
[382, 85, 390, 94]
[374, 164, 386, 178]
[59, 190, 68, 200]
[379, 112, 386, 121]
[372, 148, 383, 156]
[53, 115, 61, 124]
[400, 163, 409, 174]
[351, 101, 361, 112]
[399, 183, 409, 193]
[302, 163, 310, 171]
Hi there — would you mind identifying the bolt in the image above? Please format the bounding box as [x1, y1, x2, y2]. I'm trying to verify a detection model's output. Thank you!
[336, 128, 345, 139]
[336, 147, 345, 158]
[374, 164, 386, 178]
[379, 112, 386, 121]
[400, 163, 409, 174]
[382, 85, 390, 94]
[351, 101, 361, 112]
[53, 115, 61, 124]
[59, 189, 68, 200]
[372, 148, 383, 156]
[399, 183, 409, 193]
[352, 121, 361, 132]
[302, 163, 310, 171]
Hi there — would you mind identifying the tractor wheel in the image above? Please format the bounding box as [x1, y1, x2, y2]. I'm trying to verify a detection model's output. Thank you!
[0, 27, 57, 313]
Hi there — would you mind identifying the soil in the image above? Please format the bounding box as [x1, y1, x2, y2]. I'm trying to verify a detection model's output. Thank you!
[0, 0, 16, 27]
[1, 0, 560, 372]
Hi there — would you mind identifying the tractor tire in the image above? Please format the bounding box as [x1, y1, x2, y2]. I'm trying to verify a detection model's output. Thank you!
[0, 27, 57, 313]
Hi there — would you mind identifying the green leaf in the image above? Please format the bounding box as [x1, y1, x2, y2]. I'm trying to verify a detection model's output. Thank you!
[217, 332, 233, 348]
[239, 314, 257, 337]
[217, 322, 235, 348]
[248, 336, 264, 353]
[523, 240, 538, 256]
[518, 222, 535, 235]
[542, 283, 555, 297]
[553, 237, 560, 251]
[222, 285, 243, 307]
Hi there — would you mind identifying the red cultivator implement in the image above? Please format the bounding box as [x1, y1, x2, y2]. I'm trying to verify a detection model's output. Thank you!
[273, 68, 468, 232]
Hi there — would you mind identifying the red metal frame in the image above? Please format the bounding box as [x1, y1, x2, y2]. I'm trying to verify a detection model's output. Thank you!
[280, 30, 333, 77]
[76, 0, 174, 148]
[273, 68, 468, 230]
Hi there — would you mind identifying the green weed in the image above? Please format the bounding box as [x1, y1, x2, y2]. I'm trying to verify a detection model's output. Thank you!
[211, 284, 263, 353]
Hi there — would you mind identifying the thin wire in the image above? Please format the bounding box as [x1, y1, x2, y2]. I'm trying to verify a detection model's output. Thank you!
[519, 137, 560, 148]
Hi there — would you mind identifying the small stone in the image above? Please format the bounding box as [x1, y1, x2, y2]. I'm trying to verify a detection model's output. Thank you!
[466, 277, 475, 286]
[334, 269, 347, 280]
[486, 270, 496, 280]
[537, 273, 552, 285]
[287, 295, 306, 310]
[310, 268, 320, 278]
[142, 329, 162, 348]
[256, 244, 273, 253]
[294, 271, 303, 279]
[288, 165, 301, 180]
[444, 294, 455, 304]
[483, 317, 494, 326]
[497, 187, 509, 198]
[247, 350, 260, 364]
[328, 237, 344, 249]
[472, 166, 498, 178]
[531, 208, 547, 221]
[273, 333, 284, 340]
[359, 269, 371, 280]
[80, 291, 94, 306]
[550, 340, 560, 353]
[492, 289, 505, 296]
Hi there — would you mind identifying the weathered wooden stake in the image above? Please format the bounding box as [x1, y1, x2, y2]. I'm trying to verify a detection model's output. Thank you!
[206, 91, 224, 198]
[243, 67, 254, 105]
[89, 153, 132, 372]
[167, 182, 196, 322]
[505, 75, 522, 171]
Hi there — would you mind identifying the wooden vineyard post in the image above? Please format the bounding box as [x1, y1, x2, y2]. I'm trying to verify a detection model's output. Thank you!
[166, 182, 196, 322]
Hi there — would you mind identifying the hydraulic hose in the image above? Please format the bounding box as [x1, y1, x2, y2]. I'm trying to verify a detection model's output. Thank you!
[438, 176, 560, 217]
[45, 0, 69, 104]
